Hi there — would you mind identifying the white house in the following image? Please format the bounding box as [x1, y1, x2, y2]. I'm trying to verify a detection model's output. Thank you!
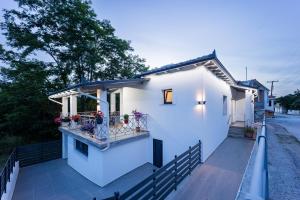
[48, 50, 255, 187]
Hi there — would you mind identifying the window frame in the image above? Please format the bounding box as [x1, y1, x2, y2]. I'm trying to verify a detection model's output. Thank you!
[163, 89, 173, 104]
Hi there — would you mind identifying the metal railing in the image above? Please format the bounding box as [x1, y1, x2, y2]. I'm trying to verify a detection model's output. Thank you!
[63, 113, 149, 142]
[0, 149, 17, 198]
[247, 116, 269, 199]
[99, 140, 202, 200]
[16, 140, 62, 167]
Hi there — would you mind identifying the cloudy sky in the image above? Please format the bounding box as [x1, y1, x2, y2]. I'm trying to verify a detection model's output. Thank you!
[1, 0, 300, 96]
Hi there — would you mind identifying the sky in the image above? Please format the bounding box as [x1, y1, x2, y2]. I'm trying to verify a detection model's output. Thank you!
[1, 0, 300, 96]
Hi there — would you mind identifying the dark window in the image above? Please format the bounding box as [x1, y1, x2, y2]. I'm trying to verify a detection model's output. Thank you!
[75, 140, 88, 156]
[269, 100, 272, 107]
[115, 93, 120, 112]
[223, 96, 227, 115]
[163, 89, 173, 104]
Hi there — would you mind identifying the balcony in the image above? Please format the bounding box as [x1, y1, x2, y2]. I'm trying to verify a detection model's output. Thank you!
[59, 112, 149, 148]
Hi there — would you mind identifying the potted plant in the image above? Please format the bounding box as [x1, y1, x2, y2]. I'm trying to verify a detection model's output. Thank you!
[95, 111, 104, 125]
[71, 115, 81, 123]
[132, 110, 143, 132]
[80, 122, 94, 134]
[124, 114, 129, 124]
[244, 126, 255, 138]
[54, 116, 62, 126]
[61, 117, 71, 126]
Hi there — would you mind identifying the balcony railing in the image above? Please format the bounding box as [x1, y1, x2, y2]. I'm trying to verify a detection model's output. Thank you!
[61, 113, 149, 143]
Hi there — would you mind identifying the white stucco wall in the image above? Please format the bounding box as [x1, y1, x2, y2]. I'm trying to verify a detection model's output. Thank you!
[244, 89, 255, 125]
[122, 66, 232, 163]
[66, 134, 150, 187]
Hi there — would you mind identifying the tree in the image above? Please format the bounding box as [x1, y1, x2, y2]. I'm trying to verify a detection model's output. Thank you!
[1, 0, 147, 87]
[0, 0, 148, 142]
[0, 58, 60, 142]
[276, 89, 300, 111]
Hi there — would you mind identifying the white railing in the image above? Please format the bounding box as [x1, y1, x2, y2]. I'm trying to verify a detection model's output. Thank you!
[247, 116, 269, 200]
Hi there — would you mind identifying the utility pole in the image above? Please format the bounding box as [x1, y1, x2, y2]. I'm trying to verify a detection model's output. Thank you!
[267, 80, 279, 97]
[245, 67, 248, 81]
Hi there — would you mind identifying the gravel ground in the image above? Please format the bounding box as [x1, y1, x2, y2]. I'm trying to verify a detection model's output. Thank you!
[267, 122, 300, 200]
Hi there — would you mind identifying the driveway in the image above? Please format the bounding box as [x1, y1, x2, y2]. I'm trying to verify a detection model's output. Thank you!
[12, 159, 156, 200]
[167, 137, 254, 200]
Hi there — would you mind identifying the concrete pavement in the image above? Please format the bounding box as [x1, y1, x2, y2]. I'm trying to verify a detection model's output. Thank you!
[167, 137, 254, 200]
[12, 159, 156, 200]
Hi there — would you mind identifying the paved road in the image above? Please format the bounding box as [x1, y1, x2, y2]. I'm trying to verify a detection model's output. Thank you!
[167, 137, 254, 200]
[272, 113, 300, 141]
[267, 115, 300, 200]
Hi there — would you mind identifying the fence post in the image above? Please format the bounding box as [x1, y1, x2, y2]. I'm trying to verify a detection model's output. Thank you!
[4, 166, 7, 193]
[8, 157, 11, 182]
[188, 146, 192, 175]
[174, 155, 178, 191]
[198, 140, 202, 164]
[152, 169, 156, 198]
[114, 192, 120, 200]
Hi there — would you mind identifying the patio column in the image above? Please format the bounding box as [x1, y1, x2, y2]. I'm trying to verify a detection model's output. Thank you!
[96, 89, 109, 137]
[96, 89, 109, 117]
[70, 95, 77, 116]
[62, 97, 68, 117]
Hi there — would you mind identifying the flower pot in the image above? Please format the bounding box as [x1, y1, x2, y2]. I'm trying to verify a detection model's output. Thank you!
[96, 117, 103, 125]
[124, 119, 129, 124]
[244, 131, 254, 138]
[136, 127, 141, 132]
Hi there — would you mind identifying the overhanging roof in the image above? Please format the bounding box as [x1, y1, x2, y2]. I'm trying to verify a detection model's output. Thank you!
[136, 50, 236, 85]
[238, 79, 269, 91]
[48, 78, 149, 98]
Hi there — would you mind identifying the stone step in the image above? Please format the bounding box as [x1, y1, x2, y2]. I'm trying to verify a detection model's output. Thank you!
[228, 126, 245, 138]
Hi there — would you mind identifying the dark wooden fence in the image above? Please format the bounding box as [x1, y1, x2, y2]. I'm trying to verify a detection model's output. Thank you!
[0, 140, 62, 199]
[101, 140, 202, 200]
[0, 149, 17, 198]
[16, 140, 62, 167]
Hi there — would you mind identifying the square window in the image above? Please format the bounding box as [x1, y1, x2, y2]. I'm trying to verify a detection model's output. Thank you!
[163, 89, 173, 104]
[75, 139, 88, 156]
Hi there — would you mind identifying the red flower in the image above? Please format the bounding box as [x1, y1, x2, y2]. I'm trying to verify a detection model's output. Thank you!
[54, 117, 62, 125]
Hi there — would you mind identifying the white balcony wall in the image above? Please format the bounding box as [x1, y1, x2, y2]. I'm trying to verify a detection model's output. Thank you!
[122, 66, 232, 163]
[66, 134, 150, 187]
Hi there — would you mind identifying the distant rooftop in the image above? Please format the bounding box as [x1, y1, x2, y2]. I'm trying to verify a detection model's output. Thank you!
[238, 79, 269, 91]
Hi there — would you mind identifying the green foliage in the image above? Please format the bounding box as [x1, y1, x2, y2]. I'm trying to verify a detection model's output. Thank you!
[244, 126, 255, 133]
[1, 0, 147, 86]
[276, 89, 300, 111]
[0, 60, 61, 142]
[0, 0, 147, 145]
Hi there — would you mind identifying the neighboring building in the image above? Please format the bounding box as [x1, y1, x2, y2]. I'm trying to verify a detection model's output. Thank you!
[48, 50, 256, 187]
[238, 79, 274, 118]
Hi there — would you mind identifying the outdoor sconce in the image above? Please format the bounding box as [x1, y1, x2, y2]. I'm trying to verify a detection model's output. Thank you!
[197, 100, 206, 105]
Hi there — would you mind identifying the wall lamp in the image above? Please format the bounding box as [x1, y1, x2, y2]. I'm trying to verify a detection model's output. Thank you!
[197, 100, 206, 105]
